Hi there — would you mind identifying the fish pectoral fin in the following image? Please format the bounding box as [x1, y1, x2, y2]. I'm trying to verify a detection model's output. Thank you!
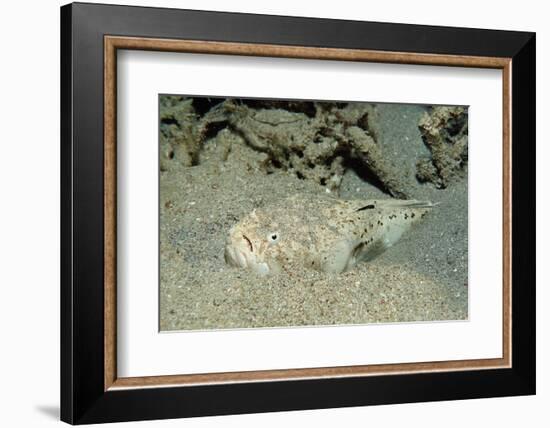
[360, 239, 389, 262]
[320, 240, 354, 274]
[321, 238, 390, 273]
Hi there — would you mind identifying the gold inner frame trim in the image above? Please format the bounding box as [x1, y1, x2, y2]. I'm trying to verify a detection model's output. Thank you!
[104, 35, 512, 391]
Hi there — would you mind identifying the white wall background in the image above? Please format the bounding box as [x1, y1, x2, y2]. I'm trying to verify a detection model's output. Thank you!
[0, 0, 546, 426]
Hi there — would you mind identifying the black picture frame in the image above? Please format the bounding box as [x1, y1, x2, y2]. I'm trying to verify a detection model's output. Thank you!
[61, 2, 535, 424]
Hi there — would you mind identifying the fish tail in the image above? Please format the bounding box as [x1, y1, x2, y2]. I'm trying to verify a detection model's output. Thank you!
[384, 199, 438, 209]
[402, 200, 438, 209]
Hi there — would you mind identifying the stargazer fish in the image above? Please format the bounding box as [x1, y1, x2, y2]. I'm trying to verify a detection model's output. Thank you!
[224, 194, 435, 275]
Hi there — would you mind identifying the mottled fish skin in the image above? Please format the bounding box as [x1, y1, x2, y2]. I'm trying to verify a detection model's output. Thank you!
[224, 194, 435, 275]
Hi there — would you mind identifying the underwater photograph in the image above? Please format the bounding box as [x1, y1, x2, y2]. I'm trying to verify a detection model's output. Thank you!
[159, 95, 468, 331]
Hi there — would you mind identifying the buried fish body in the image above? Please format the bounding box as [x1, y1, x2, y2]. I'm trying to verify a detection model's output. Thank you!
[224, 194, 436, 275]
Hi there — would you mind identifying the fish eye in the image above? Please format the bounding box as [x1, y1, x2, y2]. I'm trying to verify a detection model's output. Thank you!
[267, 232, 280, 244]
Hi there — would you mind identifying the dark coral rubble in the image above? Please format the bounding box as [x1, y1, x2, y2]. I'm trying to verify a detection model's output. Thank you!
[160, 97, 412, 198]
[416, 106, 468, 188]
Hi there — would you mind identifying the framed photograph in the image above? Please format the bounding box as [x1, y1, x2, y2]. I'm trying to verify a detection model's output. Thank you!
[60, 2, 535, 424]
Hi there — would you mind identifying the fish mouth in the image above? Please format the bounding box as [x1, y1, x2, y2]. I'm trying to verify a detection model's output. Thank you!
[224, 244, 249, 268]
[242, 234, 253, 252]
[224, 234, 253, 268]
[224, 237, 271, 276]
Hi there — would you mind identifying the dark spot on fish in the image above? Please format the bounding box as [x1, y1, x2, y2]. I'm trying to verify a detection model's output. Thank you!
[356, 204, 375, 212]
[411, 213, 415, 218]
[404, 213, 409, 219]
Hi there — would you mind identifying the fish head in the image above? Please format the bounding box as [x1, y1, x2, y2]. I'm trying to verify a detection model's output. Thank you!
[224, 209, 285, 276]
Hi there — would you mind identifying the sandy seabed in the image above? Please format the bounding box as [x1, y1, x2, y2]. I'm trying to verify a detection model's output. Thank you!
[159, 103, 468, 331]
